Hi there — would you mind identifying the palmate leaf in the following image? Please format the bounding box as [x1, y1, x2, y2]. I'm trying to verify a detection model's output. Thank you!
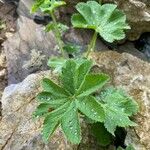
[34, 59, 138, 144]
[98, 88, 138, 135]
[71, 1, 130, 42]
[34, 59, 109, 143]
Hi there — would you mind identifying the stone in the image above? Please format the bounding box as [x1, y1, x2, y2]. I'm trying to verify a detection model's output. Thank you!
[3, 15, 57, 84]
[0, 71, 74, 150]
[0, 69, 113, 150]
[90, 51, 150, 150]
[3, 0, 107, 84]
[0, 51, 150, 149]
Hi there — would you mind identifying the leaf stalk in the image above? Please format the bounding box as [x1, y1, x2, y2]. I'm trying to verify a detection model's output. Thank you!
[50, 11, 65, 58]
[86, 31, 97, 58]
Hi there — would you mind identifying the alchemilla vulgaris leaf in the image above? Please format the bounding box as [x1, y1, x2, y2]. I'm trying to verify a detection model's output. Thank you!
[71, 1, 130, 43]
[34, 58, 110, 144]
[97, 88, 139, 135]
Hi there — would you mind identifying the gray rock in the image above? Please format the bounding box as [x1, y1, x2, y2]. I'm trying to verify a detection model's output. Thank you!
[3, 15, 57, 84]
[3, 0, 108, 84]
[0, 51, 150, 150]
[0, 69, 113, 150]
[90, 51, 150, 150]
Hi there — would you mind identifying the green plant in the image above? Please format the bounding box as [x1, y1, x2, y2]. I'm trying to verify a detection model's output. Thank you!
[71, 1, 130, 56]
[32, 0, 67, 57]
[34, 59, 138, 144]
[32, 0, 138, 147]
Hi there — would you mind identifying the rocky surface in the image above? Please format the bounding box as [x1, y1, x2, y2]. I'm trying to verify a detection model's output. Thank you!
[0, 69, 113, 150]
[3, 0, 108, 84]
[3, 14, 58, 84]
[0, 51, 149, 150]
[90, 51, 150, 150]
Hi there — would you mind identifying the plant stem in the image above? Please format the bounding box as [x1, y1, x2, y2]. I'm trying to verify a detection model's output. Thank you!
[86, 31, 97, 58]
[50, 11, 65, 58]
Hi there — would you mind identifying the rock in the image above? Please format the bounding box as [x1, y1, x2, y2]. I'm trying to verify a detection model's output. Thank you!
[3, 14, 57, 84]
[0, 71, 74, 150]
[0, 51, 150, 149]
[3, 0, 108, 84]
[0, 69, 113, 150]
[90, 51, 150, 150]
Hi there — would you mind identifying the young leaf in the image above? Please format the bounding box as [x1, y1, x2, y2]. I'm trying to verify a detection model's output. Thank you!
[76, 96, 105, 122]
[32, 0, 66, 13]
[31, 0, 45, 13]
[45, 22, 55, 32]
[47, 57, 66, 73]
[61, 102, 81, 144]
[71, 1, 130, 42]
[77, 73, 110, 97]
[63, 42, 81, 54]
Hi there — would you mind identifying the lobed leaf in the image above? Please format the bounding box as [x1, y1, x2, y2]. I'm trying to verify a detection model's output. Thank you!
[76, 73, 110, 97]
[76, 96, 105, 122]
[61, 60, 77, 94]
[98, 88, 138, 134]
[42, 78, 70, 97]
[72, 1, 130, 42]
[61, 102, 81, 144]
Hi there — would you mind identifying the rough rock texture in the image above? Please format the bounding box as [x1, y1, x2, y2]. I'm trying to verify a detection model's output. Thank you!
[3, 14, 57, 84]
[0, 70, 113, 150]
[0, 51, 150, 150]
[0, 71, 75, 150]
[90, 51, 150, 150]
[3, 0, 107, 84]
